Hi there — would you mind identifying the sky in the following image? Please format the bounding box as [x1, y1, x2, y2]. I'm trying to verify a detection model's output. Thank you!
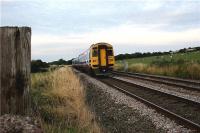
[1, 0, 200, 62]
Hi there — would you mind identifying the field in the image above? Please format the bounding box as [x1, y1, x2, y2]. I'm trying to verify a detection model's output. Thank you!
[31, 67, 101, 133]
[114, 51, 200, 80]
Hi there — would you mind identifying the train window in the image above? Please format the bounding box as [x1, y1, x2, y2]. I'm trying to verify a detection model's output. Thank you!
[107, 49, 113, 56]
[92, 48, 98, 57]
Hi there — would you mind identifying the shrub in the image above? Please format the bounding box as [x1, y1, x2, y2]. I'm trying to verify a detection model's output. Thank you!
[31, 60, 49, 73]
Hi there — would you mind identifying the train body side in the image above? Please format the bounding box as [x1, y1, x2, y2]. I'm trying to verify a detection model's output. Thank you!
[72, 42, 115, 75]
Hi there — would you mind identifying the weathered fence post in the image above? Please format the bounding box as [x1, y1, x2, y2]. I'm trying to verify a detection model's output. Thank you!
[0, 26, 31, 115]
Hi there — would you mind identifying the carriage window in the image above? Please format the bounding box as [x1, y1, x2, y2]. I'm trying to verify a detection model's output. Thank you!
[107, 49, 113, 56]
[92, 48, 98, 57]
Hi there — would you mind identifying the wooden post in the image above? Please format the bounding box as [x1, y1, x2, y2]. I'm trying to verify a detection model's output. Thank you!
[0, 27, 31, 115]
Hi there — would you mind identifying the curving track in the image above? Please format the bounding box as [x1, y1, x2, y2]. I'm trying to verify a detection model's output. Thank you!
[97, 76, 200, 132]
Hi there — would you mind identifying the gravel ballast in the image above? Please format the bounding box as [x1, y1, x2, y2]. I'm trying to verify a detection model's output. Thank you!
[74, 70, 192, 133]
[114, 76, 200, 103]
[0, 114, 42, 133]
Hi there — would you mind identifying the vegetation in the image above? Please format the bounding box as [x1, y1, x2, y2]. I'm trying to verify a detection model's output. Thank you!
[31, 67, 101, 133]
[115, 46, 200, 60]
[31, 60, 49, 73]
[49, 59, 72, 65]
[31, 59, 72, 73]
[115, 50, 200, 80]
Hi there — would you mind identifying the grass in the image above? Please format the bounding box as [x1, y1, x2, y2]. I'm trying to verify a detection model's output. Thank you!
[115, 51, 200, 80]
[31, 67, 101, 133]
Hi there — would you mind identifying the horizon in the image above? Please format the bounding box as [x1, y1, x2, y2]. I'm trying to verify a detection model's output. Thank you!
[1, 0, 200, 62]
[38, 45, 198, 63]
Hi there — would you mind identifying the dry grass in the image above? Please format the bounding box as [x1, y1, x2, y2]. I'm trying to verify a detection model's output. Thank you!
[31, 67, 101, 133]
[114, 63, 124, 71]
[114, 63, 200, 80]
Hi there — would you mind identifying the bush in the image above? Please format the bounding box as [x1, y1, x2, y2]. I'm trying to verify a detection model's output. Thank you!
[31, 60, 49, 73]
[49, 59, 72, 65]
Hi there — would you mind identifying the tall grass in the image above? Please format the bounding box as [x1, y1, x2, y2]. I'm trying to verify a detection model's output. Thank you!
[114, 51, 200, 80]
[114, 62, 200, 80]
[115, 51, 200, 80]
[31, 67, 101, 133]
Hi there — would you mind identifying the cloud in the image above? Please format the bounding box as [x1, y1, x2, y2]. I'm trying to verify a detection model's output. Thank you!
[2, 0, 199, 34]
[1, 0, 200, 61]
[31, 23, 200, 61]
[32, 23, 200, 46]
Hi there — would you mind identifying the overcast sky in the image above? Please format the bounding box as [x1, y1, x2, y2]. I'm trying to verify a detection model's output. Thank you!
[1, 0, 200, 62]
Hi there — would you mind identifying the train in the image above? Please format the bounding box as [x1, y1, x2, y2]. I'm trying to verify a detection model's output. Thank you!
[72, 42, 115, 75]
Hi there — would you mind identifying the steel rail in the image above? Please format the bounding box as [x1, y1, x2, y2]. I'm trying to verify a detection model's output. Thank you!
[98, 77, 200, 131]
[73, 68, 200, 131]
[112, 71, 200, 91]
[110, 77, 200, 105]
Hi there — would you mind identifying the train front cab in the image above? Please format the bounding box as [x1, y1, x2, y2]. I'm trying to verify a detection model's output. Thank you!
[90, 43, 115, 75]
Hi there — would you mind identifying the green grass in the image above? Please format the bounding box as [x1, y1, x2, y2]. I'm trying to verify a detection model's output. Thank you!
[115, 51, 200, 80]
[117, 51, 200, 65]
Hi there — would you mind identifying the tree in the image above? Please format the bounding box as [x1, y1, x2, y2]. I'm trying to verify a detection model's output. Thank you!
[49, 59, 72, 65]
[31, 60, 49, 73]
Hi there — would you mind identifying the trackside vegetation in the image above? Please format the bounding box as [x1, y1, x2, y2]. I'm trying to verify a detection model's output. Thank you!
[114, 49, 200, 80]
[31, 67, 101, 133]
[115, 46, 200, 60]
[31, 59, 72, 73]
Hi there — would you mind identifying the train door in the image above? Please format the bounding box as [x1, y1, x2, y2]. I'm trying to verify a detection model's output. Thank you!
[100, 48, 106, 66]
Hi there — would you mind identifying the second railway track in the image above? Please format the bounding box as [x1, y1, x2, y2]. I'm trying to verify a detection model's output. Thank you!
[97, 76, 200, 131]
[112, 71, 200, 92]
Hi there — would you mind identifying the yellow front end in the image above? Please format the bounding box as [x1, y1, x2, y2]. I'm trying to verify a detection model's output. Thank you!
[89, 43, 115, 75]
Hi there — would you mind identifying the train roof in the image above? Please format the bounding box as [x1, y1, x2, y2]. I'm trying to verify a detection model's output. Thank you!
[73, 42, 113, 60]
[90, 42, 112, 48]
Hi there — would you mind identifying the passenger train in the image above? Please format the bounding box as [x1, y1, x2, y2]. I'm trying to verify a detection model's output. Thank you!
[72, 42, 115, 75]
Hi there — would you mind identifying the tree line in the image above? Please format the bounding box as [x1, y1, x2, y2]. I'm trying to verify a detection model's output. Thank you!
[115, 46, 200, 60]
[31, 46, 199, 73]
[31, 59, 72, 73]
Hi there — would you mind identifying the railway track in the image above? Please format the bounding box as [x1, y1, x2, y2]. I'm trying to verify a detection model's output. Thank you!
[112, 71, 200, 92]
[98, 76, 200, 132]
